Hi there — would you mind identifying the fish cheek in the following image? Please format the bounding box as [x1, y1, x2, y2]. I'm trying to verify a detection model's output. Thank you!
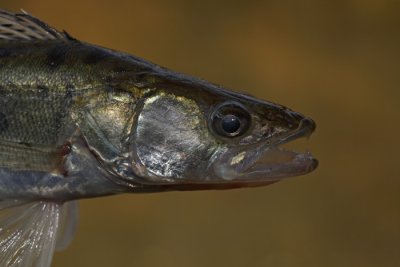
[132, 93, 216, 180]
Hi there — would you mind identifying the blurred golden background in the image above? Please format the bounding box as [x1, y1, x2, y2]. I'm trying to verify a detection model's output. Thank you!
[3, 1, 400, 266]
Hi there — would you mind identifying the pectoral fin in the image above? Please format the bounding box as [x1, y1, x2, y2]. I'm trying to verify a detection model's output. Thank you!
[56, 201, 79, 251]
[0, 200, 78, 267]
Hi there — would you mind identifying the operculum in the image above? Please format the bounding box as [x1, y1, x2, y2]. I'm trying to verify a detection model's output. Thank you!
[131, 92, 217, 182]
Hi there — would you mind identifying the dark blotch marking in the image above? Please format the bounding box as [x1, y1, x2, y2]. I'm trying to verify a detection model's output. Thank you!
[19, 142, 33, 147]
[135, 72, 156, 84]
[53, 110, 65, 130]
[46, 45, 68, 68]
[65, 84, 75, 98]
[64, 84, 75, 108]
[104, 75, 115, 84]
[113, 65, 130, 73]
[0, 112, 8, 133]
[0, 48, 12, 58]
[82, 49, 108, 65]
[36, 85, 50, 98]
[66, 84, 75, 90]
[0, 85, 6, 97]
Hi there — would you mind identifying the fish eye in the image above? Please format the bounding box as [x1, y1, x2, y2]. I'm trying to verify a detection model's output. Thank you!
[222, 114, 241, 133]
[210, 102, 251, 138]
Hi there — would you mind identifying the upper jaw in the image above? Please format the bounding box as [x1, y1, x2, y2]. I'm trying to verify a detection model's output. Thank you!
[273, 117, 316, 146]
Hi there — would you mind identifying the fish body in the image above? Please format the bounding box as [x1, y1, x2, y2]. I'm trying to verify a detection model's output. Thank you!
[0, 10, 317, 266]
[0, 40, 151, 200]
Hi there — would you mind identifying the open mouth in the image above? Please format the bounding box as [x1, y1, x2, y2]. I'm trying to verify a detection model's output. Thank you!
[129, 118, 317, 192]
[213, 117, 318, 184]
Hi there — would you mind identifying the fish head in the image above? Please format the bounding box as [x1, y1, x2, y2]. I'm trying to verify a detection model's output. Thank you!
[123, 74, 317, 191]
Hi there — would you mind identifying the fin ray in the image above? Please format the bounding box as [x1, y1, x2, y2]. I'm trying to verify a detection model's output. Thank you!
[0, 201, 78, 267]
[0, 9, 70, 41]
[56, 201, 79, 251]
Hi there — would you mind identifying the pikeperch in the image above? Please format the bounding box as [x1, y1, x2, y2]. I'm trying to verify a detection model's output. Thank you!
[0, 9, 317, 267]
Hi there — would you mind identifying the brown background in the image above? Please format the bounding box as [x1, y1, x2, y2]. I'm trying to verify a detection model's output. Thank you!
[3, 1, 400, 266]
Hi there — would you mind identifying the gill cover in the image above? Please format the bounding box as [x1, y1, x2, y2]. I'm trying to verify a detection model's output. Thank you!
[131, 92, 217, 181]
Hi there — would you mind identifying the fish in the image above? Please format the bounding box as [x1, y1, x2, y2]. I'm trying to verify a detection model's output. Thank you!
[0, 9, 317, 267]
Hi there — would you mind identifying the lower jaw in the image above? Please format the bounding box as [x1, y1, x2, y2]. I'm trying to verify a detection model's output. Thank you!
[136, 180, 280, 192]
[218, 146, 318, 182]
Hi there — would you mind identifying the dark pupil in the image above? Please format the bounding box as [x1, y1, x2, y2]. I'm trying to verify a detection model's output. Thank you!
[221, 115, 241, 134]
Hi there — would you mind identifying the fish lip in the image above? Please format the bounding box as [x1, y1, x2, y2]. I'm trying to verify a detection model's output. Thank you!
[211, 117, 318, 184]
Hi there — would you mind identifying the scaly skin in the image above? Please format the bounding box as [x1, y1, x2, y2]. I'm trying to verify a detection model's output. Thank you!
[0, 16, 317, 202]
